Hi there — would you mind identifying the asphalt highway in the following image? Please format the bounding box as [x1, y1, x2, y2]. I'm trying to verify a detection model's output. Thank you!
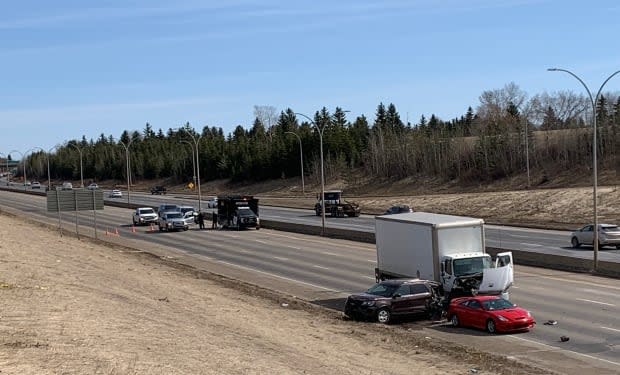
[0, 188, 619, 374]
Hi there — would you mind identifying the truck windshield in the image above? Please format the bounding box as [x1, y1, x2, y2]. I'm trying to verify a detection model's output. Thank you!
[237, 208, 255, 217]
[452, 256, 491, 277]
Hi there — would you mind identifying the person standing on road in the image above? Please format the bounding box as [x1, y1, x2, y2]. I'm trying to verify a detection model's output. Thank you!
[212, 210, 218, 229]
[197, 211, 205, 229]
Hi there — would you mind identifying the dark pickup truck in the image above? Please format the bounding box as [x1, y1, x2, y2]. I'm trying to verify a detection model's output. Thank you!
[151, 186, 167, 195]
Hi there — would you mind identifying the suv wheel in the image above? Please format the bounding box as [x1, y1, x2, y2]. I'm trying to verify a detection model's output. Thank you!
[376, 308, 391, 324]
[571, 237, 580, 248]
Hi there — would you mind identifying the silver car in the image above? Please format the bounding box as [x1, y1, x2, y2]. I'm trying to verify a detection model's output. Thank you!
[158, 211, 189, 232]
[571, 224, 620, 249]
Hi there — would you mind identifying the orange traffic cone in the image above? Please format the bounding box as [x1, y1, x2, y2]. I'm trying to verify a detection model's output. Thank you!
[131, 225, 136, 233]
[114, 227, 120, 236]
[105, 228, 110, 236]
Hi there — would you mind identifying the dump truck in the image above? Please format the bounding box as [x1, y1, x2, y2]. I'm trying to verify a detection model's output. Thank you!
[216, 195, 260, 230]
[374, 212, 513, 300]
[314, 190, 361, 217]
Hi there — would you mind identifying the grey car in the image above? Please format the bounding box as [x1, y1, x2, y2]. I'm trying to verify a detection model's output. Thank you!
[158, 211, 189, 232]
[571, 224, 620, 249]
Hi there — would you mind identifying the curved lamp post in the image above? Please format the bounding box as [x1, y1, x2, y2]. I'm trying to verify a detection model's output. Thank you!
[178, 128, 203, 212]
[295, 112, 326, 236]
[181, 140, 197, 188]
[285, 131, 305, 194]
[0, 152, 5, 182]
[66, 142, 84, 188]
[119, 137, 137, 205]
[548, 68, 620, 272]
[9, 150, 25, 190]
[45, 145, 61, 190]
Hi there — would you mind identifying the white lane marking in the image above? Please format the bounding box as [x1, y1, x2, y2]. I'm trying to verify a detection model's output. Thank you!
[508, 234, 532, 239]
[217, 261, 338, 291]
[273, 256, 289, 261]
[255, 240, 268, 244]
[602, 326, 620, 333]
[520, 242, 543, 247]
[576, 298, 615, 307]
[286, 245, 301, 250]
[363, 276, 376, 280]
[321, 252, 338, 256]
[518, 271, 620, 291]
[313, 265, 329, 270]
[508, 335, 620, 367]
[366, 259, 376, 263]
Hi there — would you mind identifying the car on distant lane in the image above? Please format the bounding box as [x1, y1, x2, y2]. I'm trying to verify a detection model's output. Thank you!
[87, 183, 99, 190]
[151, 185, 167, 195]
[447, 295, 535, 333]
[383, 204, 413, 215]
[206, 196, 218, 208]
[571, 224, 620, 249]
[31, 181, 41, 189]
[109, 189, 123, 198]
[343, 279, 441, 324]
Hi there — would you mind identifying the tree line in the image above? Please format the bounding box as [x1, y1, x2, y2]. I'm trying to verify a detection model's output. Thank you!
[20, 83, 620, 188]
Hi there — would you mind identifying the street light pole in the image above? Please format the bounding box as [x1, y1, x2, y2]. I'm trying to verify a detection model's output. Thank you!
[548, 68, 620, 272]
[285, 131, 305, 194]
[179, 128, 203, 212]
[67, 143, 84, 188]
[119, 138, 136, 205]
[295, 112, 326, 235]
[45, 145, 61, 191]
[181, 140, 197, 189]
[10, 150, 25, 190]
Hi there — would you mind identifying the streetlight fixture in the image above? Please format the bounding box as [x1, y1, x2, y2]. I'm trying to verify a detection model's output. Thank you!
[119, 137, 137, 205]
[178, 127, 203, 212]
[285, 131, 305, 194]
[66, 142, 84, 188]
[295, 112, 327, 235]
[548, 68, 620, 272]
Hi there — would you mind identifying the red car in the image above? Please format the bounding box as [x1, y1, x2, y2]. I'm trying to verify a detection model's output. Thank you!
[447, 295, 535, 333]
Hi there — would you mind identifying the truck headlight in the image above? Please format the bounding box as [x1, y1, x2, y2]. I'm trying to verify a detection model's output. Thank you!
[361, 301, 375, 307]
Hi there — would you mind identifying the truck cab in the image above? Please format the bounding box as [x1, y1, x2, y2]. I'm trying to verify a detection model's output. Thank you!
[314, 190, 361, 217]
[440, 252, 513, 298]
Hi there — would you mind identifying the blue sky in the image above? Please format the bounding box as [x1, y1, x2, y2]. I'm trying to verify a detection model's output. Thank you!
[1, 0, 619, 155]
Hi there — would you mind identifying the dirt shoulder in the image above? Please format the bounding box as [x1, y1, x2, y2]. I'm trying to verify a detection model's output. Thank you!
[0, 213, 551, 374]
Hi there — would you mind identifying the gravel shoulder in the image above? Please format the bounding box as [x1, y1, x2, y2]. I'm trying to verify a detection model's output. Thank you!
[0, 213, 552, 375]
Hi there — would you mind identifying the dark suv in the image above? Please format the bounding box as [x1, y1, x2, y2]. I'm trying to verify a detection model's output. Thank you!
[344, 279, 440, 324]
[151, 186, 167, 195]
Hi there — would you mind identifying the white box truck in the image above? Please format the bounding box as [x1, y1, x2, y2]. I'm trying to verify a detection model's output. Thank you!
[375, 212, 513, 298]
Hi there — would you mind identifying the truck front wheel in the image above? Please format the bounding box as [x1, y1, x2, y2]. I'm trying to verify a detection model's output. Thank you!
[376, 308, 391, 324]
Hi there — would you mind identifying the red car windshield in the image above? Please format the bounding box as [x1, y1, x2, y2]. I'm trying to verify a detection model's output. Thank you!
[481, 298, 514, 311]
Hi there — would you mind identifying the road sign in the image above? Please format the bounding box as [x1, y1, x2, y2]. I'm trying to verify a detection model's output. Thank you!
[188, 182, 194, 189]
[46, 189, 104, 212]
